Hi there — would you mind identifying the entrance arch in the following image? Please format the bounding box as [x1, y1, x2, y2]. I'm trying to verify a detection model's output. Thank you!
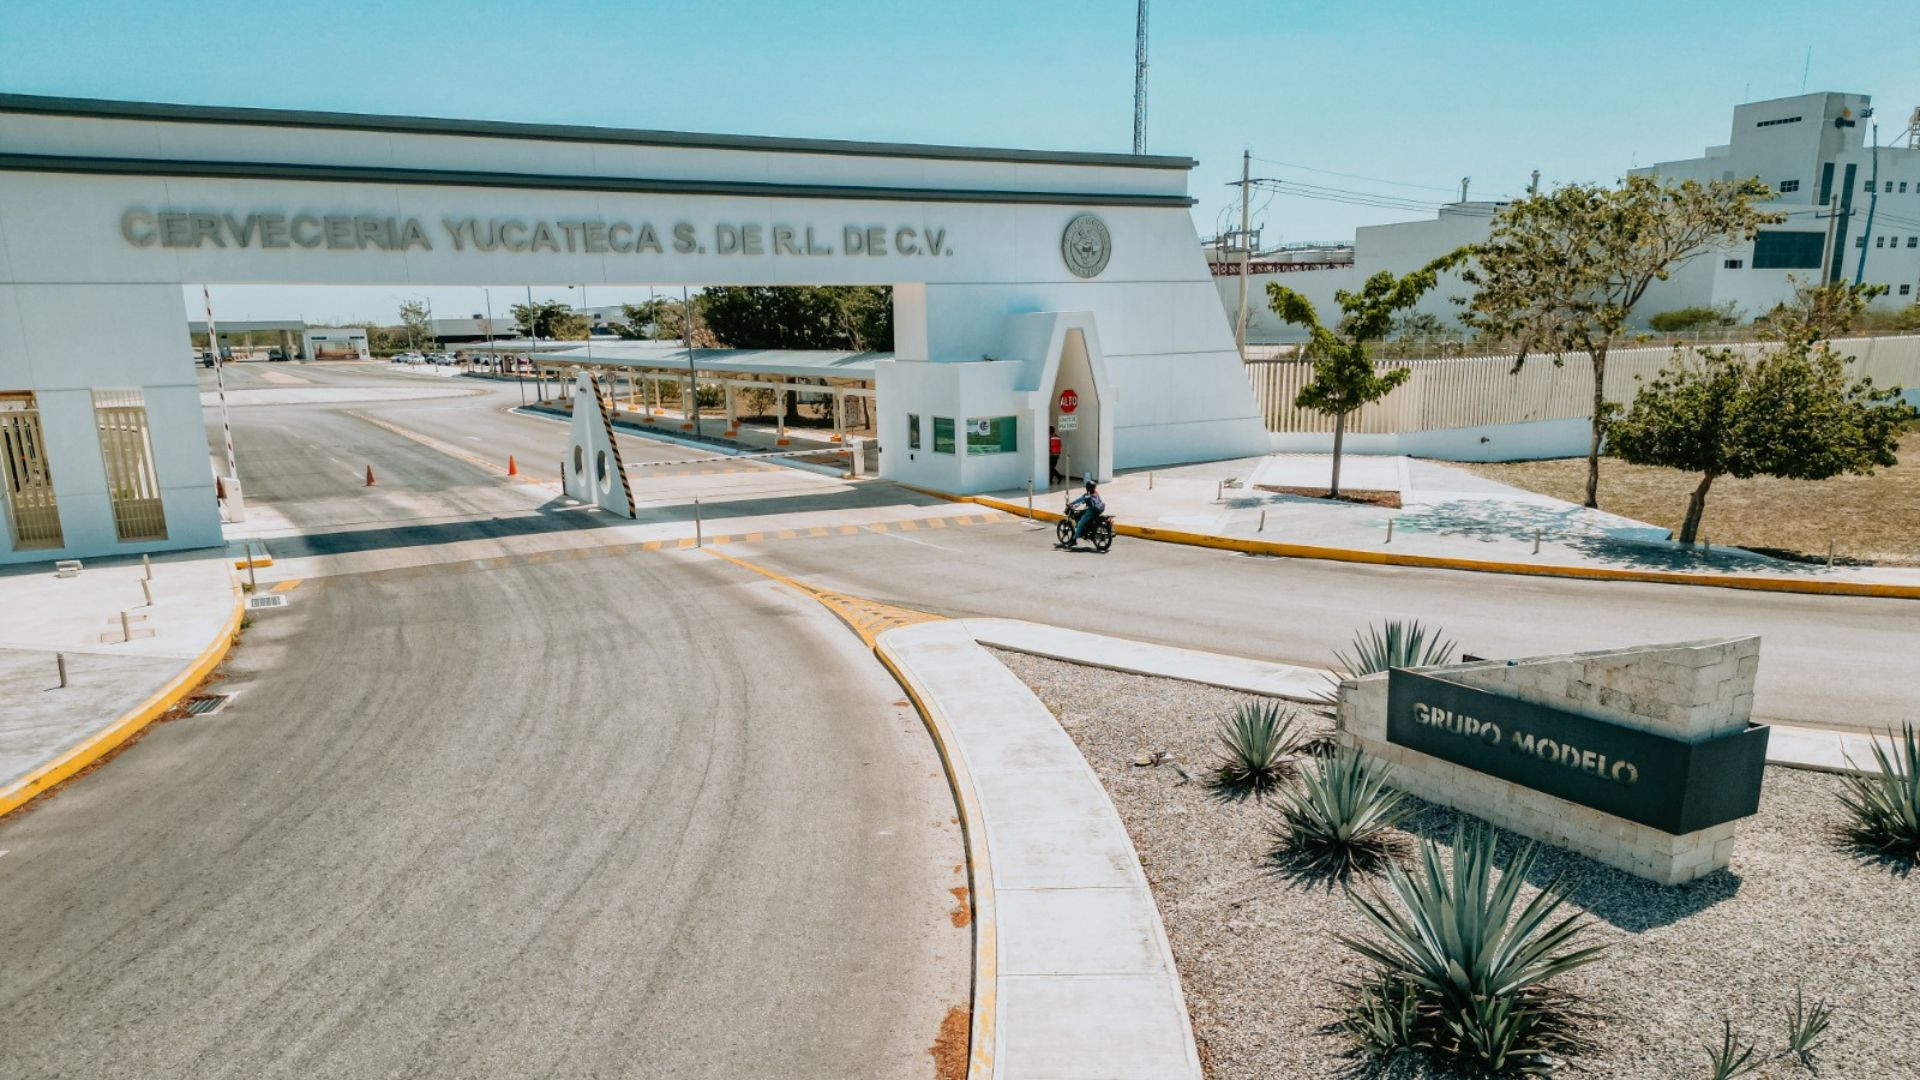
[0, 93, 1269, 562]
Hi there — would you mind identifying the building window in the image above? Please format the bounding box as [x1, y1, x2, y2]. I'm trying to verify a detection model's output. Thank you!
[1902, 182, 1910, 193]
[1751, 230, 1823, 269]
[1857, 237, 1866, 248]
[1756, 115, 1803, 128]
[1777, 179, 1800, 193]
[1876, 236, 1886, 248]
[932, 417, 955, 454]
[91, 389, 167, 542]
[1866, 179, 1876, 192]
[1901, 284, 1913, 296]
[907, 413, 921, 450]
[1909, 236, 1918, 248]
[1723, 258, 1744, 269]
[964, 416, 1018, 455]
[0, 392, 63, 550]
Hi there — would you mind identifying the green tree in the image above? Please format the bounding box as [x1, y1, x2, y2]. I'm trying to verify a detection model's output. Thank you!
[1460, 176, 1782, 508]
[397, 300, 431, 351]
[699, 286, 892, 351]
[511, 300, 589, 340]
[1269, 252, 1466, 498]
[1608, 283, 1912, 544]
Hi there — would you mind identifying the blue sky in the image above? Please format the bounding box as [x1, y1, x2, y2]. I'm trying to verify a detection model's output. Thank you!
[5, 0, 1918, 321]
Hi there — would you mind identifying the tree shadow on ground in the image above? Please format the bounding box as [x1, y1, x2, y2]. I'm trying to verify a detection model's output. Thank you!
[1395, 498, 1827, 575]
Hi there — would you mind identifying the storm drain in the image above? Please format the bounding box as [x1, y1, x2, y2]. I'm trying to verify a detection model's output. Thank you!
[246, 594, 288, 611]
[184, 693, 233, 717]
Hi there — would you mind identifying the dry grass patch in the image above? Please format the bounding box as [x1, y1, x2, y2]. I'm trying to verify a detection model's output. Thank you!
[1456, 433, 1920, 566]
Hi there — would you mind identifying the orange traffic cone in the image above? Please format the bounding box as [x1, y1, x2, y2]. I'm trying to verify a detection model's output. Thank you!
[365, 465, 376, 486]
[507, 455, 518, 476]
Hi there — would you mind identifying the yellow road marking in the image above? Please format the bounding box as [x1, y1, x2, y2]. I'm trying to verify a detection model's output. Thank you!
[270, 578, 302, 593]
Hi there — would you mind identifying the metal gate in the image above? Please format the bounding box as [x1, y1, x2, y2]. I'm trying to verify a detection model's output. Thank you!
[92, 390, 168, 542]
[0, 392, 63, 549]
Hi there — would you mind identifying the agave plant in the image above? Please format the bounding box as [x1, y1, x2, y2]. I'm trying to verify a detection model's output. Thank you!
[1271, 746, 1412, 878]
[1837, 723, 1920, 865]
[1703, 1019, 1760, 1080]
[1339, 973, 1426, 1061]
[1212, 701, 1304, 795]
[1338, 822, 1604, 1074]
[1324, 619, 1460, 700]
[1783, 985, 1833, 1068]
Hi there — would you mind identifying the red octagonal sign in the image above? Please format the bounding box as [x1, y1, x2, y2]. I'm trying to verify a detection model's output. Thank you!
[1059, 388, 1079, 414]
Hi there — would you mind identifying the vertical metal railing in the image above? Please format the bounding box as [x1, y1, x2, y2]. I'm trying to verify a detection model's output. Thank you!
[1, 393, 63, 549]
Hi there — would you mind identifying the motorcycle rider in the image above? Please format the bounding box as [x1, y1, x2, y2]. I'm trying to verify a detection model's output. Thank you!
[1058, 479, 1105, 549]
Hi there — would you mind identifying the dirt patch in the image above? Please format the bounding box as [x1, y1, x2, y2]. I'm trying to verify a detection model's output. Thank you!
[1455, 434, 1920, 565]
[928, 1005, 969, 1080]
[948, 885, 971, 928]
[1255, 483, 1402, 509]
[995, 650, 1920, 1080]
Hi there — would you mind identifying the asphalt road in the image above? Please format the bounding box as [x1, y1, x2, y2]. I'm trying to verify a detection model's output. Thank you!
[0, 364, 967, 1079]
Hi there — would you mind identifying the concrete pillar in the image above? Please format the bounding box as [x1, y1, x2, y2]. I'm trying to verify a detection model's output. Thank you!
[723, 382, 737, 435]
[776, 389, 791, 445]
[832, 390, 846, 443]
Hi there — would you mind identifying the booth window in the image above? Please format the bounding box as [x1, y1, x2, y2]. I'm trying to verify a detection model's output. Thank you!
[92, 389, 168, 542]
[908, 413, 921, 450]
[1, 391, 63, 549]
[932, 417, 955, 454]
[965, 416, 1018, 455]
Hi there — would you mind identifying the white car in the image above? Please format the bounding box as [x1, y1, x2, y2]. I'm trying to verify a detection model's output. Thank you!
[390, 351, 424, 364]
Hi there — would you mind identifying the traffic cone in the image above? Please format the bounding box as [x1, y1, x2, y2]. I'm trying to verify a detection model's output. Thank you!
[507, 455, 518, 476]
[365, 465, 376, 486]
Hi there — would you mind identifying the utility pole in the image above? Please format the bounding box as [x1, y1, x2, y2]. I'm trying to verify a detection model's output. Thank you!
[527, 284, 543, 402]
[1132, 0, 1149, 154]
[682, 286, 699, 438]
[1234, 150, 1252, 360]
[1854, 116, 1880, 286]
[1817, 195, 1843, 285]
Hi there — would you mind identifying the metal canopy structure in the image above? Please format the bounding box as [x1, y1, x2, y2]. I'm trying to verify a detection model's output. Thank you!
[538, 344, 884, 381]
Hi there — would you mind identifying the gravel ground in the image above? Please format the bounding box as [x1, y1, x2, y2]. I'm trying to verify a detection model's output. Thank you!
[992, 650, 1920, 1080]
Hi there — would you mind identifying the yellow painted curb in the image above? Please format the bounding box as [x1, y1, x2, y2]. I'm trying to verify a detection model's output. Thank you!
[702, 549, 997, 1079]
[0, 583, 246, 820]
[916, 487, 1920, 601]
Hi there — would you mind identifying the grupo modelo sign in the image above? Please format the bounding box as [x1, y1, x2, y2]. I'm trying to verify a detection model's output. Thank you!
[118, 209, 956, 258]
[1386, 669, 1770, 835]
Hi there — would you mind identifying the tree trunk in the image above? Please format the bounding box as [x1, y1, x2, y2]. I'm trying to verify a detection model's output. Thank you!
[1679, 472, 1715, 546]
[1584, 345, 1608, 509]
[1329, 411, 1346, 499]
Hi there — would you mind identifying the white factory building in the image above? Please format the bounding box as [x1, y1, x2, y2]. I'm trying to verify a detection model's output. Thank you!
[1221, 92, 1920, 342]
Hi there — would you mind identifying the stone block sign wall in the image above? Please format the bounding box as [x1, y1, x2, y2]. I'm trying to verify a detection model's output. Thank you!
[1338, 637, 1765, 885]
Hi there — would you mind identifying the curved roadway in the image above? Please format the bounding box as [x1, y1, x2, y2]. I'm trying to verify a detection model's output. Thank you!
[0, 364, 967, 1079]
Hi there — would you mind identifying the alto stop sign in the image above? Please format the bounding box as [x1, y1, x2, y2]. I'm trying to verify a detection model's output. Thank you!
[1059, 388, 1079, 414]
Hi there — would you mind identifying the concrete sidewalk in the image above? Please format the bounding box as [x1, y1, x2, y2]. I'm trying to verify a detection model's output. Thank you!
[993, 455, 1920, 591]
[876, 620, 1205, 1080]
[0, 553, 240, 814]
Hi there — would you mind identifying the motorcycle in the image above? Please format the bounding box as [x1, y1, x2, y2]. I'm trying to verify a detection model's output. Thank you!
[1055, 512, 1115, 554]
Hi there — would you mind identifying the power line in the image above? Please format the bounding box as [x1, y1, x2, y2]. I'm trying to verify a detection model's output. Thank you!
[1251, 154, 1519, 200]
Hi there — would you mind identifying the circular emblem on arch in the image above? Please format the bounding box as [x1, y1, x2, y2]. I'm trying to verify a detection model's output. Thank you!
[1060, 214, 1112, 278]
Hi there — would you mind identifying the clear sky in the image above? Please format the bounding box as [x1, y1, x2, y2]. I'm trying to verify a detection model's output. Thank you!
[5, 0, 1918, 322]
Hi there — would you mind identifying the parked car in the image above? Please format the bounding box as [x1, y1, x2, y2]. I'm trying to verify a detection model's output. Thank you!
[389, 351, 424, 365]
[267, 347, 288, 361]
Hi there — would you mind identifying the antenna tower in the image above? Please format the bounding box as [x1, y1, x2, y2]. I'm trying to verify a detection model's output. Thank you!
[1132, 0, 1149, 154]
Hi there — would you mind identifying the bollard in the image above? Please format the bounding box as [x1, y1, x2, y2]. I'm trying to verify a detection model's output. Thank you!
[1533, 529, 1541, 555]
[143, 553, 152, 580]
[1027, 480, 1034, 520]
[1148, 471, 1154, 491]
[1216, 479, 1223, 503]
[57, 652, 67, 688]
[120, 610, 132, 643]
[246, 542, 257, 594]
[1827, 539, 1835, 568]
[1703, 536, 1711, 554]
[1258, 509, 1267, 533]
[694, 497, 703, 548]
[141, 578, 152, 607]
[1385, 518, 1394, 544]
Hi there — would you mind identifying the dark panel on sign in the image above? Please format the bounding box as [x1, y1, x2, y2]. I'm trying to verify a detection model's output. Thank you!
[1386, 669, 1769, 835]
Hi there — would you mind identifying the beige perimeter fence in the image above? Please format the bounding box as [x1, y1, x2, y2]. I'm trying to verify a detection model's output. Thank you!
[1246, 335, 1920, 434]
